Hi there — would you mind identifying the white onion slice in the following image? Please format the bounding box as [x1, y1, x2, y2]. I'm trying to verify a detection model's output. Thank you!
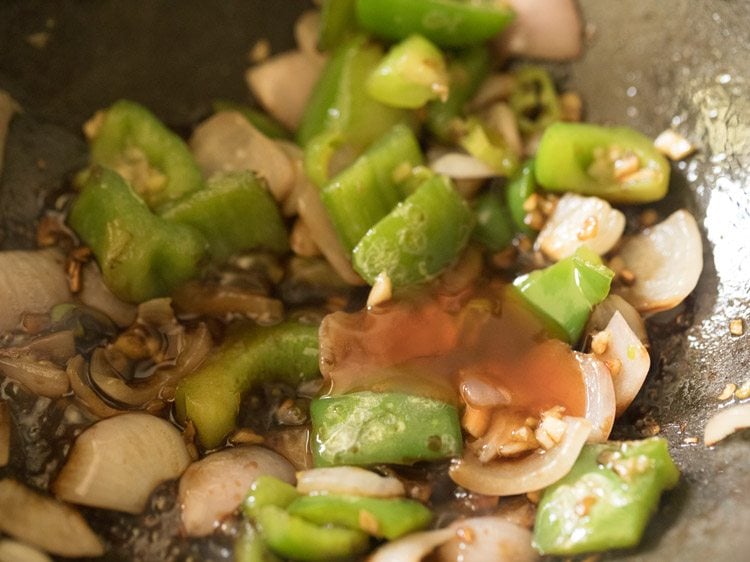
[436, 517, 539, 562]
[429, 152, 497, 180]
[0, 250, 72, 332]
[190, 111, 295, 200]
[0, 401, 9, 468]
[704, 404, 750, 446]
[367, 527, 455, 562]
[179, 446, 295, 537]
[535, 193, 626, 261]
[0, 356, 69, 398]
[598, 311, 651, 416]
[0, 539, 52, 562]
[78, 262, 137, 327]
[296, 467, 405, 498]
[0, 479, 104, 557]
[495, 0, 583, 61]
[53, 413, 191, 514]
[246, 49, 325, 131]
[449, 417, 591, 495]
[585, 294, 648, 344]
[575, 352, 616, 442]
[614, 210, 703, 314]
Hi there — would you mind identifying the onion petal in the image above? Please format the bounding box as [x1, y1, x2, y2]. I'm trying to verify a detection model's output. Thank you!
[0, 539, 53, 562]
[367, 527, 455, 562]
[79, 262, 137, 328]
[429, 152, 497, 180]
[585, 294, 648, 344]
[576, 352, 616, 442]
[53, 412, 191, 514]
[535, 193, 626, 261]
[190, 111, 295, 200]
[704, 404, 750, 446]
[179, 446, 295, 537]
[437, 517, 539, 562]
[296, 467, 405, 498]
[0, 250, 72, 332]
[0, 479, 104, 557]
[614, 210, 703, 314]
[449, 417, 592, 495]
[0, 356, 69, 398]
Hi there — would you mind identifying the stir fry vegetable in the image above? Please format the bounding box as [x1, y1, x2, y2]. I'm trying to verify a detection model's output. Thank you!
[0, 2, 709, 561]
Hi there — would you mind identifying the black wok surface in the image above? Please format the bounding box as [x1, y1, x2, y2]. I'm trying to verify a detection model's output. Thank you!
[1, 2, 748, 561]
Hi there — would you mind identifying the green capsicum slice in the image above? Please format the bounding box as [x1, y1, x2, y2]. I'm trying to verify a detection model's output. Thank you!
[534, 438, 680, 555]
[472, 185, 515, 252]
[85, 99, 204, 211]
[509, 66, 561, 135]
[68, 167, 207, 303]
[352, 174, 474, 287]
[355, 0, 515, 48]
[366, 34, 449, 109]
[506, 159, 539, 237]
[321, 123, 424, 254]
[174, 321, 320, 449]
[318, 0, 359, 50]
[287, 494, 432, 540]
[512, 246, 614, 343]
[310, 391, 463, 467]
[161, 171, 288, 262]
[243, 476, 301, 519]
[534, 122, 671, 203]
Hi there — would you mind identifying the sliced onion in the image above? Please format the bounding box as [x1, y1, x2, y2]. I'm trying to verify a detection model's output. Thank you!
[66, 355, 126, 419]
[294, 10, 324, 62]
[429, 152, 497, 180]
[467, 73, 515, 111]
[495, 0, 583, 61]
[436, 517, 539, 562]
[0, 539, 53, 562]
[172, 282, 283, 325]
[575, 352, 616, 442]
[190, 111, 295, 199]
[598, 311, 650, 416]
[0, 250, 72, 332]
[483, 102, 523, 157]
[585, 294, 648, 344]
[53, 412, 191, 514]
[296, 467, 405, 498]
[458, 371, 512, 409]
[0, 479, 104, 557]
[78, 262, 137, 327]
[0, 401, 9, 468]
[535, 193, 626, 261]
[0, 356, 69, 398]
[704, 404, 750, 446]
[614, 210, 703, 314]
[179, 446, 295, 537]
[449, 417, 591, 495]
[367, 527, 456, 562]
[295, 171, 365, 285]
[12, 330, 77, 365]
[246, 49, 326, 131]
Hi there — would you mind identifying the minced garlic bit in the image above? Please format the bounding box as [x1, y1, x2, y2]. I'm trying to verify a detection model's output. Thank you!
[735, 380, 750, 400]
[534, 407, 567, 450]
[358, 510, 380, 536]
[729, 318, 745, 336]
[591, 329, 611, 355]
[83, 109, 106, 140]
[462, 404, 491, 438]
[718, 383, 737, 401]
[612, 150, 641, 181]
[248, 38, 271, 63]
[576, 215, 600, 241]
[682, 436, 699, 444]
[654, 129, 696, 161]
[367, 271, 393, 308]
[639, 208, 659, 227]
[559, 91, 583, 122]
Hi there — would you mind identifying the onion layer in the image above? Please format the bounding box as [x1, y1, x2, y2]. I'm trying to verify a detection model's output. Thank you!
[53, 412, 191, 514]
[0, 479, 104, 557]
[576, 352, 616, 442]
[296, 467, 405, 498]
[704, 404, 750, 446]
[449, 417, 591, 496]
[179, 446, 295, 537]
[437, 517, 539, 562]
[0, 539, 53, 562]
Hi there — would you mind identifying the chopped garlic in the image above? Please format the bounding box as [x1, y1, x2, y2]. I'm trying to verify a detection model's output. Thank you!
[718, 383, 737, 401]
[654, 129, 696, 161]
[729, 318, 745, 336]
[735, 380, 750, 400]
[591, 329, 612, 355]
[367, 272, 392, 308]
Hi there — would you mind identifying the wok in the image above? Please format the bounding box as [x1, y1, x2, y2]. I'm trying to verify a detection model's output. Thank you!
[0, 1, 748, 560]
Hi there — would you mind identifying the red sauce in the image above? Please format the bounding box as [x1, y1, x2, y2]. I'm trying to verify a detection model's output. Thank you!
[319, 283, 586, 417]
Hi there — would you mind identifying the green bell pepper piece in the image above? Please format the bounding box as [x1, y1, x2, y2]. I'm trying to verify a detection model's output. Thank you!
[321, 124, 423, 254]
[310, 391, 463, 467]
[512, 247, 614, 343]
[355, 0, 515, 48]
[366, 34, 449, 109]
[472, 186, 515, 252]
[506, 159, 538, 237]
[174, 321, 320, 449]
[534, 122, 671, 203]
[427, 45, 490, 143]
[87, 99, 203, 211]
[212, 100, 290, 140]
[534, 438, 680, 555]
[256, 505, 370, 562]
[243, 476, 301, 519]
[297, 35, 411, 152]
[68, 167, 206, 303]
[161, 171, 288, 262]
[287, 494, 432, 540]
[459, 118, 519, 176]
[318, 0, 359, 51]
[509, 66, 561, 135]
[352, 174, 474, 287]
